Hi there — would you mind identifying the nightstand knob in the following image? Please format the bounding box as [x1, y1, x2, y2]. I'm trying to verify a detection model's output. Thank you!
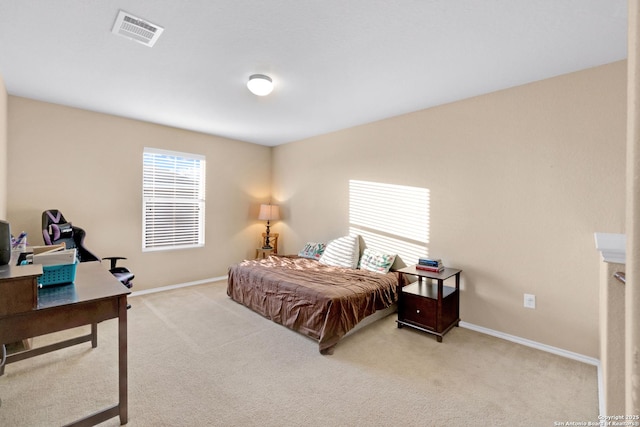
[416, 309, 420, 314]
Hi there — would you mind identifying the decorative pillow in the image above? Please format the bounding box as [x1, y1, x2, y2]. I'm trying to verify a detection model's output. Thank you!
[298, 242, 326, 260]
[318, 235, 360, 269]
[358, 248, 396, 274]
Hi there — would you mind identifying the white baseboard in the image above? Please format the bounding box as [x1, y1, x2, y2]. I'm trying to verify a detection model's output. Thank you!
[460, 321, 604, 416]
[460, 321, 599, 365]
[129, 275, 228, 297]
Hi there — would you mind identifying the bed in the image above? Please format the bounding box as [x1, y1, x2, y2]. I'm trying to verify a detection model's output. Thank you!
[227, 252, 399, 354]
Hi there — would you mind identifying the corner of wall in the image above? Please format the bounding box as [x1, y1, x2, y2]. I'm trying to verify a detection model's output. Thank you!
[0, 73, 7, 220]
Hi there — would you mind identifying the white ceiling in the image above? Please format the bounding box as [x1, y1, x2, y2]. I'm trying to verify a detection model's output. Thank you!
[0, 1, 628, 146]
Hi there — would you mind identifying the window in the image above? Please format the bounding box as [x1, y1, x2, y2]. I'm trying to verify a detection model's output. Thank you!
[143, 147, 206, 251]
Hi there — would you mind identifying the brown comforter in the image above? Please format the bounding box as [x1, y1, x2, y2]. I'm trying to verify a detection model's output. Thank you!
[227, 256, 399, 353]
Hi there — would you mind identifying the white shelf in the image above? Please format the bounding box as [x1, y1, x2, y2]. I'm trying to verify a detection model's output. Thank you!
[594, 232, 626, 264]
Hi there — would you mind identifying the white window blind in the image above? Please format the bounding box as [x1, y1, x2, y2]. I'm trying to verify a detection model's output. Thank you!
[143, 148, 206, 251]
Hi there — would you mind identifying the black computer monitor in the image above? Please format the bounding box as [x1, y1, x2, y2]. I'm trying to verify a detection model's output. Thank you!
[0, 220, 11, 266]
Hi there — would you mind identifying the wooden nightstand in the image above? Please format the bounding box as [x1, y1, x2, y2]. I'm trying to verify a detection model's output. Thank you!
[396, 265, 462, 342]
[255, 248, 274, 259]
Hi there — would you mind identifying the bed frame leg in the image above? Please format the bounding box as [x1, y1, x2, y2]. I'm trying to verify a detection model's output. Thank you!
[320, 345, 335, 355]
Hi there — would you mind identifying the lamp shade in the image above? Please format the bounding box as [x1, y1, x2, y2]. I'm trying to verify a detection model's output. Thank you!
[258, 204, 280, 221]
[247, 74, 274, 96]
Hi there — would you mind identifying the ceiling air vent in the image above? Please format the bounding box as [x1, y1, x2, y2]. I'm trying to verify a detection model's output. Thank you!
[111, 10, 164, 47]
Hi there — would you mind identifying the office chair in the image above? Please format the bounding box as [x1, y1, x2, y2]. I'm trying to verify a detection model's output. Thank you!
[41, 209, 134, 289]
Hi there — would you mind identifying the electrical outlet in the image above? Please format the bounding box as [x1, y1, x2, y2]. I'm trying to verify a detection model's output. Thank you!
[524, 293, 536, 309]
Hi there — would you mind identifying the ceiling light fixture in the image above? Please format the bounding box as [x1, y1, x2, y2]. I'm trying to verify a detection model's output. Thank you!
[247, 74, 274, 96]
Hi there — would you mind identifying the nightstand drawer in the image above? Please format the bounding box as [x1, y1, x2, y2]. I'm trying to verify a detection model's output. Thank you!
[402, 293, 436, 330]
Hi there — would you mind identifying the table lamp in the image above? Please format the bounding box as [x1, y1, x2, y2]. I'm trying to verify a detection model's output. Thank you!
[258, 204, 280, 249]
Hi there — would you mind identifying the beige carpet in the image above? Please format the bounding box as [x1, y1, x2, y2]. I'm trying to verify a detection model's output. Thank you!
[0, 280, 598, 426]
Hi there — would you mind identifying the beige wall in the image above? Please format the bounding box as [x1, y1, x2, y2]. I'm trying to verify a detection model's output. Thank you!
[7, 97, 272, 291]
[273, 61, 627, 358]
[0, 74, 7, 220]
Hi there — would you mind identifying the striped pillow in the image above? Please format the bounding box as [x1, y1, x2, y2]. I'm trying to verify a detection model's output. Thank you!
[359, 248, 396, 274]
[318, 235, 360, 269]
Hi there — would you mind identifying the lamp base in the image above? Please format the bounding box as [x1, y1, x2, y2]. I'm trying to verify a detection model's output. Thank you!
[263, 220, 273, 250]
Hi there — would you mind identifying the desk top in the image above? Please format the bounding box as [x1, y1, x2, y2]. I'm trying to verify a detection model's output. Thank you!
[38, 261, 130, 309]
[0, 263, 43, 280]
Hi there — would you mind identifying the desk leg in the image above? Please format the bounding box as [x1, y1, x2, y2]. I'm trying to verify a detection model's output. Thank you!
[91, 323, 98, 348]
[118, 295, 128, 424]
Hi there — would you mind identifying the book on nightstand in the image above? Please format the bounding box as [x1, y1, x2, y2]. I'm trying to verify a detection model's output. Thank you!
[416, 257, 444, 272]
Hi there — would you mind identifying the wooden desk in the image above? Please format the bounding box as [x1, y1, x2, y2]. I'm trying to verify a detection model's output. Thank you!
[0, 263, 42, 315]
[0, 261, 131, 426]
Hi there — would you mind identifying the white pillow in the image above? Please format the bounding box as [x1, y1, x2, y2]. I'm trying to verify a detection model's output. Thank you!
[298, 242, 326, 260]
[359, 248, 396, 274]
[318, 235, 360, 269]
